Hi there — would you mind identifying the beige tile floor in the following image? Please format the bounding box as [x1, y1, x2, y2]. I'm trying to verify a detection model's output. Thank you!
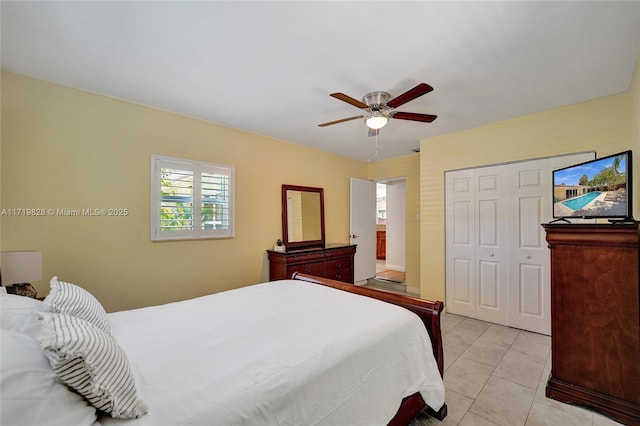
[414, 313, 624, 426]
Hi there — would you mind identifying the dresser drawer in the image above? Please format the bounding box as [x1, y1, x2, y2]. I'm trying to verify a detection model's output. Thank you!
[325, 246, 356, 259]
[286, 261, 325, 278]
[267, 245, 357, 283]
[325, 257, 353, 283]
[326, 271, 353, 282]
[325, 257, 353, 273]
[285, 251, 325, 264]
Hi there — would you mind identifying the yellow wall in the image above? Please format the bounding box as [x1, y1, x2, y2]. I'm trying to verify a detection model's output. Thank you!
[1, 71, 367, 311]
[368, 154, 420, 293]
[3, 63, 638, 310]
[419, 92, 632, 302]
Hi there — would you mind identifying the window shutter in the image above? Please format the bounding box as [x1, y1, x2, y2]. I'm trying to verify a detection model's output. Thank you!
[151, 155, 234, 241]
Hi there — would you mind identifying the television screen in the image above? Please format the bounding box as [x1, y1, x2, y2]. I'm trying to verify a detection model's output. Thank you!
[552, 150, 632, 220]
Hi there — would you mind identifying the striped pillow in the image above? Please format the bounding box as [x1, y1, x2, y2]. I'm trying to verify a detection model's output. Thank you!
[44, 277, 111, 334]
[40, 312, 148, 419]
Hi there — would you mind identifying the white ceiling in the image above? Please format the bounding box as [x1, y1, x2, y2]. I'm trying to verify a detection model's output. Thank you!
[2, 1, 639, 162]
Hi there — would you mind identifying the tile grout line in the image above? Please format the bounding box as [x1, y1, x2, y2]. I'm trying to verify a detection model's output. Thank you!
[467, 328, 529, 426]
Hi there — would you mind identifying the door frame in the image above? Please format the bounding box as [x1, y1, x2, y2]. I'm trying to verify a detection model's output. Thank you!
[350, 176, 408, 284]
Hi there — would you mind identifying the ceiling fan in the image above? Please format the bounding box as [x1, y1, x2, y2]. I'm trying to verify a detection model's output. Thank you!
[318, 83, 437, 136]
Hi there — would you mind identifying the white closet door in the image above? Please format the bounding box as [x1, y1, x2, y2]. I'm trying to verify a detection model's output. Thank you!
[445, 152, 595, 334]
[445, 166, 509, 324]
[508, 159, 550, 334]
[475, 165, 509, 325]
[445, 169, 476, 318]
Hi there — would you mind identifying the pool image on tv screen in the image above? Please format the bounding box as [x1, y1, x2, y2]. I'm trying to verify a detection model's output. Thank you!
[552, 151, 631, 219]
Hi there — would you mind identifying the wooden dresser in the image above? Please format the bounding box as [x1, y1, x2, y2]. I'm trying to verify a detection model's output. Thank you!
[543, 223, 640, 425]
[267, 244, 356, 284]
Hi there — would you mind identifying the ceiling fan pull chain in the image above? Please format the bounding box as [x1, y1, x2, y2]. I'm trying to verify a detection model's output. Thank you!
[375, 132, 379, 158]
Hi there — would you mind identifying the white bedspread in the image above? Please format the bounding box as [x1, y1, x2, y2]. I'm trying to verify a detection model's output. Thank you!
[101, 280, 445, 426]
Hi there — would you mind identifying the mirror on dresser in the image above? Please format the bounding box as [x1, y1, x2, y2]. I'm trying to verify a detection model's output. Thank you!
[281, 184, 325, 250]
[268, 184, 356, 283]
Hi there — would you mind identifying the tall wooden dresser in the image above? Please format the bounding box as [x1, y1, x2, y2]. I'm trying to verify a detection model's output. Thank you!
[543, 223, 640, 425]
[267, 244, 356, 284]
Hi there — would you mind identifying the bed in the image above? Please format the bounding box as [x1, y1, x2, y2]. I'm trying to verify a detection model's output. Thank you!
[1, 273, 446, 426]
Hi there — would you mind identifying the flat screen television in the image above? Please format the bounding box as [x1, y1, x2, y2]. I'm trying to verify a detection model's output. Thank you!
[552, 150, 633, 221]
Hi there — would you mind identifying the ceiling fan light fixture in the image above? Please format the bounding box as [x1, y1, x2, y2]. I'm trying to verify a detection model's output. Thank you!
[365, 113, 388, 130]
[319, 84, 435, 131]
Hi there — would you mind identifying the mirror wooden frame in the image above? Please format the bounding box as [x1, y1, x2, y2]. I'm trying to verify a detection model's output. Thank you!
[281, 184, 325, 250]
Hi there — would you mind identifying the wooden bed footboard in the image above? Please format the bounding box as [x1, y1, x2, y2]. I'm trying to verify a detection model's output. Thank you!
[292, 272, 445, 376]
[291, 273, 447, 423]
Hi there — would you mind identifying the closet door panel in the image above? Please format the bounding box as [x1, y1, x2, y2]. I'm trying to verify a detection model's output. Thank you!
[518, 264, 544, 317]
[479, 260, 499, 309]
[446, 170, 476, 317]
[453, 201, 472, 245]
[475, 166, 509, 325]
[452, 258, 473, 305]
[508, 160, 550, 334]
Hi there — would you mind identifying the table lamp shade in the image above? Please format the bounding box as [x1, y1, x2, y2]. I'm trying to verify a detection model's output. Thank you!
[1, 250, 42, 286]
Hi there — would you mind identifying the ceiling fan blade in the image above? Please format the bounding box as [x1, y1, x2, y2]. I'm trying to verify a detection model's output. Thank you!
[330, 93, 369, 109]
[368, 128, 379, 137]
[392, 111, 438, 123]
[386, 83, 434, 109]
[318, 115, 364, 127]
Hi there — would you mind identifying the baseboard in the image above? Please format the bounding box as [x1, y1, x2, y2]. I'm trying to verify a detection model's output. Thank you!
[406, 286, 419, 296]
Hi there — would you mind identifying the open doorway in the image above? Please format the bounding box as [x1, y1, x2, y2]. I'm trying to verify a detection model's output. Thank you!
[374, 180, 406, 284]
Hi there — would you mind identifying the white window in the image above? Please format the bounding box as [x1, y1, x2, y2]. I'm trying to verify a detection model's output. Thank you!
[151, 155, 235, 241]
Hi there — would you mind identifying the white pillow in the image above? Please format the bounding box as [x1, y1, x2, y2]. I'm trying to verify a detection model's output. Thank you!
[1, 328, 97, 426]
[43, 277, 111, 334]
[40, 312, 148, 419]
[0, 292, 43, 334]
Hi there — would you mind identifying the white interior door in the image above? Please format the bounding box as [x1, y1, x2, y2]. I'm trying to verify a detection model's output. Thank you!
[445, 169, 476, 318]
[475, 165, 509, 326]
[350, 177, 376, 284]
[445, 167, 509, 324]
[446, 152, 595, 334]
[508, 159, 550, 334]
